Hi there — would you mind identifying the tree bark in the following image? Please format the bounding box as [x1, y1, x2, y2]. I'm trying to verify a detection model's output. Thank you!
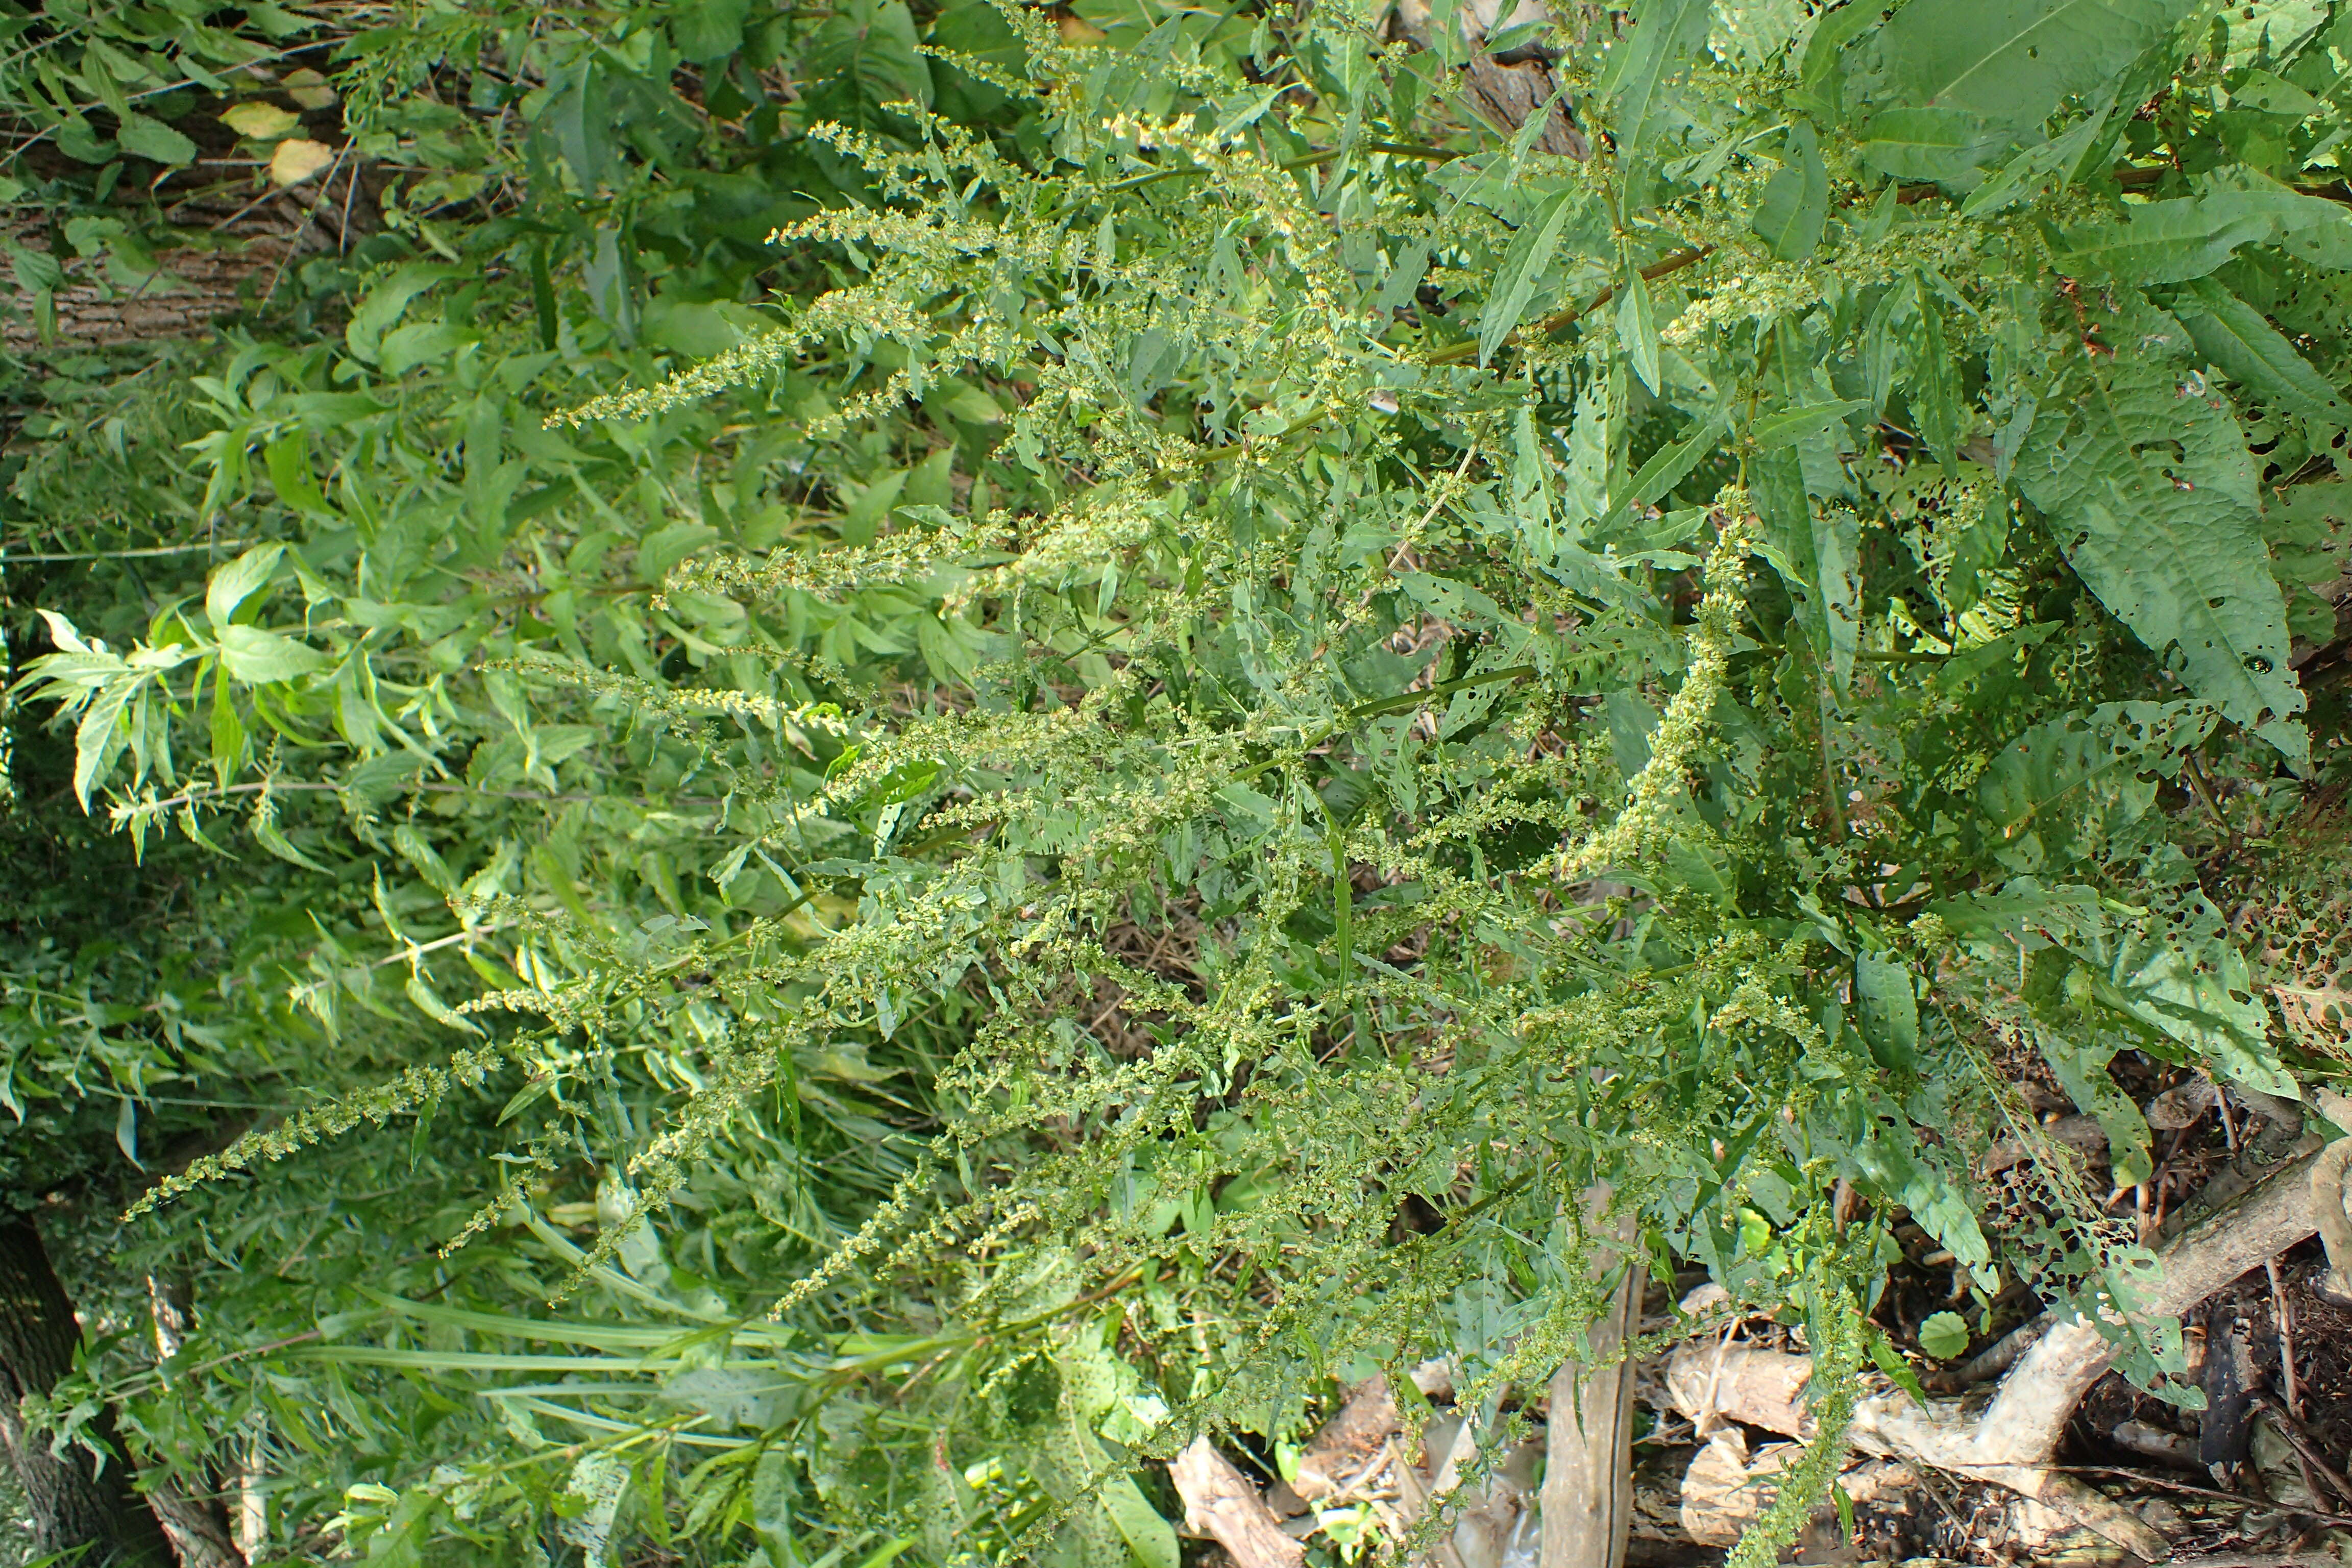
[0, 1216, 176, 1566]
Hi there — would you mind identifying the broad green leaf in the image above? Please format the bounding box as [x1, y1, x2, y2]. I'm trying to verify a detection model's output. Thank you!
[1752, 119, 1827, 260]
[671, 0, 750, 62]
[216, 623, 327, 682]
[1918, 1311, 1970, 1359]
[1480, 188, 1583, 366]
[1975, 701, 2216, 872]
[1843, 0, 2198, 135]
[2098, 920, 2294, 1098]
[2015, 301, 2308, 766]
[1597, 0, 1712, 170]
[2168, 276, 2352, 424]
[1854, 107, 2007, 185]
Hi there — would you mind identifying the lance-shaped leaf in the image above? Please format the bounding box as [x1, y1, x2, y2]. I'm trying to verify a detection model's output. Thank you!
[2167, 276, 2352, 425]
[1596, 0, 1712, 172]
[1752, 119, 1828, 260]
[2063, 165, 2352, 285]
[1479, 187, 1584, 366]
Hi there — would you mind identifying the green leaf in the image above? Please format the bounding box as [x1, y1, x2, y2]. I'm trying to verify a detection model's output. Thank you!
[1843, 0, 2198, 137]
[1810, 504, 1860, 689]
[116, 112, 196, 166]
[2168, 276, 2352, 425]
[216, 624, 327, 683]
[206, 544, 286, 629]
[1854, 951, 1920, 1071]
[252, 813, 332, 872]
[1596, 0, 1712, 171]
[1751, 119, 1827, 261]
[1479, 188, 1582, 366]
[1959, 95, 2117, 217]
[2014, 300, 2308, 766]
[1867, 1325, 1930, 1405]
[1854, 107, 2008, 185]
[70, 678, 137, 810]
[1976, 702, 2217, 871]
[1917, 1310, 1970, 1359]
[671, 0, 750, 62]
[1750, 398, 1868, 450]
[345, 263, 461, 364]
[2062, 166, 2352, 285]
[1617, 263, 1661, 393]
[1599, 411, 1726, 532]
[1907, 276, 1964, 463]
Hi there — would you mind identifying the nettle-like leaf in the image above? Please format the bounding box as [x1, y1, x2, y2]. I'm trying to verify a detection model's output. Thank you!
[2015, 297, 2309, 765]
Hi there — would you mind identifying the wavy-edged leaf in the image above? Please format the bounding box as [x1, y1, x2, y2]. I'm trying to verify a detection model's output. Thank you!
[2063, 165, 2352, 285]
[2014, 300, 2308, 765]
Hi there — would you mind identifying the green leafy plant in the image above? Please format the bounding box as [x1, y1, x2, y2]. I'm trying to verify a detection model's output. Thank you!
[7, 0, 2352, 1562]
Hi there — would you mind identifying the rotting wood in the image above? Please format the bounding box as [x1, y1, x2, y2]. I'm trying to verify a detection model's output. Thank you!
[1170, 1435, 1304, 1568]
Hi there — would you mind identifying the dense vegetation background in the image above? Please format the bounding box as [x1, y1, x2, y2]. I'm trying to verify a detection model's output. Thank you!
[2, 0, 2350, 1563]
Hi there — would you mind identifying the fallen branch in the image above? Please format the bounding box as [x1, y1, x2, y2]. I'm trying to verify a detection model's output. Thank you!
[1668, 1126, 2336, 1562]
[1169, 1436, 1302, 1568]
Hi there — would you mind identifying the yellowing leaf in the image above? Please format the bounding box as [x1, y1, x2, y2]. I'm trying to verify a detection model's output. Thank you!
[222, 102, 300, 140]
[282, 67, 338, 110]
[270, 138, 336, 187]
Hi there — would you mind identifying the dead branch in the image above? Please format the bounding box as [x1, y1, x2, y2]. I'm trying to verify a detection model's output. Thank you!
[1169, 1436, 1303, 1568]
